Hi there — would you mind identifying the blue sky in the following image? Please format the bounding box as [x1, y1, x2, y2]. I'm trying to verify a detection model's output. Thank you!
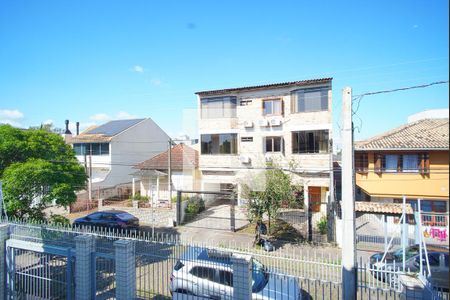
[0, 0, 448, 145]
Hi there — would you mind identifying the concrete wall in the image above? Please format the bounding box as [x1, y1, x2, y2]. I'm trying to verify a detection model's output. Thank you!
[90, 119, 169, 189]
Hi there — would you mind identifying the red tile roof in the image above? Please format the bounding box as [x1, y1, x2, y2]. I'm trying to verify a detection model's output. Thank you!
[355, 118, 449, 151]
[355, 201, 413, 215]
[134, 144, 198, 171]
[195, 78, 333, 96]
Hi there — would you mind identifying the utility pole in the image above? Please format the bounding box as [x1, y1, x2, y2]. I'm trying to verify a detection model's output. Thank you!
[341, 87, 356, 300]
[328, 138, 335, 243]
[88, 147, 92, 203]
[168, 138, 173, 209]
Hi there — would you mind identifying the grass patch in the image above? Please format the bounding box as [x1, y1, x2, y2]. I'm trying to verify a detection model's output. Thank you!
[238, 219, 305, 242]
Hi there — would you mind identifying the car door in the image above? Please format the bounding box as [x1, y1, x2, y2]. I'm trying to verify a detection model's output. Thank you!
[85, 212, 103, 227]
[101, 213, 117, 229]
[189, 266, 221, 299]
[216, 269, 233, 299]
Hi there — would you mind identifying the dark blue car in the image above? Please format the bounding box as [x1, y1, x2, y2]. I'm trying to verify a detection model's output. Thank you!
[73, 210, 139, 230]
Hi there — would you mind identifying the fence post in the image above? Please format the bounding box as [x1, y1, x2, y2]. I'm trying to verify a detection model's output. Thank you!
[230, 193, 236, 232]
[75, 235, 95, 300]
[114, 239, 135, 300]
[176, 191, 182, 225]
[0, 224, 9, 300]
[231, 254, 252, 300]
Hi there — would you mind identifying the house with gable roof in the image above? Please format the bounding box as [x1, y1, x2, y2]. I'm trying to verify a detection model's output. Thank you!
[68, 118, 170, 192]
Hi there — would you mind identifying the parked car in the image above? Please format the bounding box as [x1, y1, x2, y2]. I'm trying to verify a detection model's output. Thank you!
[73, 210, 139, 230]
[370, 244, 449, 292]
[170, 247, 300, 299]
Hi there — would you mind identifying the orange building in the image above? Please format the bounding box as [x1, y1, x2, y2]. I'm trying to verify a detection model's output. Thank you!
[354, 118, 449, 219]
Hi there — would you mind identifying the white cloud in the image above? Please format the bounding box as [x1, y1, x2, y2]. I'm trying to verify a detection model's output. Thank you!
[132, 65, 144, 73]
[90, 113, 111, 122]
[0, 109, 24, 127]
[149, 78, 162, 86]
[116, 111, 137, 119]
[88, 111, 139, 124]
[0, 109, 24, 120]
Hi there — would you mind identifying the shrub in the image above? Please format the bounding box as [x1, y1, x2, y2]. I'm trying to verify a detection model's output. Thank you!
[317, 216, 327, 235]
[48, 214, 70, 226]
[185, 196, 205, 218]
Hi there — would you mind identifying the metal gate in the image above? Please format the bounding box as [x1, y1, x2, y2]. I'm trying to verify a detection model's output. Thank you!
[175, 190, 247, 231]
[6, 240, 75, 300]
[93, 252, 116, 300]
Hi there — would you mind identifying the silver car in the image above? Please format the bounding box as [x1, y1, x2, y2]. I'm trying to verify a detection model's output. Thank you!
[169, 247, 301, 299]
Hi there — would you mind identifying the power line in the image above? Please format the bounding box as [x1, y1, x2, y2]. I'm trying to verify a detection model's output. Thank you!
[353, 80, 449, 98]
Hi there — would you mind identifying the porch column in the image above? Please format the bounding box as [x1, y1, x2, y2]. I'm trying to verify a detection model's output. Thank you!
[156, 176, 160, 203]
[132, 178, 136, 197]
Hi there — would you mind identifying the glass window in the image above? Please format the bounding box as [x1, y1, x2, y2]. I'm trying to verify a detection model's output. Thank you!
[384, 155, 398, 172]
[201, 96, 237, 119]
[201, 134, 237, 155]
[218, 270, 233, 286]
[190, 267, 216, 281]
[292, 88, 328, 113]
[100, 143, 110, 155]
[73, 143, 85, 155]
[292, 130, 329, 154]
[241, 137, 253, 142]
[87, 212, 103, 220]
[263, 99, 282, 115]
[265, 137, 282, 152]
[91, 143, 100, 155]
[402, 154, 419, 172]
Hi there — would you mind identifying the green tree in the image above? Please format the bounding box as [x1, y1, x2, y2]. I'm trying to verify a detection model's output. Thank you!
[241, 167, 298, 243]
[0, 125, 86, 220]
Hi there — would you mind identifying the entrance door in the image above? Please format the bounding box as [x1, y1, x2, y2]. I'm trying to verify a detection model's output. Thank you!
[308, 186, 321, 213]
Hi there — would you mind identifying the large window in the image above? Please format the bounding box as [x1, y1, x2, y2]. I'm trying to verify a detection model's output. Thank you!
[263, 99, 282, 115]
[355, 152, 368, 173]
[201, 96, 237, 119]
[73, 143, 109, 155]
[265, 136, 282, 153]
[292, 130, 329, 154]
[201, 134, 237, 155]
[376, 153, 423, 173]
[291, 88, 329, 113]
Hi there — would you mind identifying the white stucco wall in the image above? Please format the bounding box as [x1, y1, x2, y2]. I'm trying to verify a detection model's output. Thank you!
[87, 118, 170, 189]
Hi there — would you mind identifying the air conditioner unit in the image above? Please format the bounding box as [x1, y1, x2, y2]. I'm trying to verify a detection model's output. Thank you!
[243, 120, 253, 128]
[258, 119, 269, 127]
[239, 155, 251, 164]
[270, 118, 282, 126]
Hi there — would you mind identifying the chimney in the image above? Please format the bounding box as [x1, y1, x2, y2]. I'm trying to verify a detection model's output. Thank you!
[76, 122, 80, 135]
[64, 120, 72, 135]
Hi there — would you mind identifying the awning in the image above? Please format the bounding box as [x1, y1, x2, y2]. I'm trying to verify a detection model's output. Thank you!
[355, 201, 414, 215]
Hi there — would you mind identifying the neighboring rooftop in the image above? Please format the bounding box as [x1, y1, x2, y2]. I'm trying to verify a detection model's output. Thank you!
[355, 118, 449, 151]
[195, 78, 332, 96]
[355, 201, 413, 215]
[134, 144, 198, 171]
[407, 108, 449, 123]
[69, 119, 145, 143]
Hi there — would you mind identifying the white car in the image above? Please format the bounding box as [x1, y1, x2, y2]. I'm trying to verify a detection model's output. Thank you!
[169, 247, 301, 299]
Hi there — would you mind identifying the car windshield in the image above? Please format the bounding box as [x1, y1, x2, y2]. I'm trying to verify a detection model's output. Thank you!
[392, 246, 419, 260]
[252, 259, 268, 293]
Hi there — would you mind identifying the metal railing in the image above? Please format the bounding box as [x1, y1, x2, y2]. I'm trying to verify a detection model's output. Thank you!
[1, 220, 448, 300]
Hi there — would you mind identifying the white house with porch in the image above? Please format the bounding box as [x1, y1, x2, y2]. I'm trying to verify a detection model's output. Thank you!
[132, 144, 201, 206]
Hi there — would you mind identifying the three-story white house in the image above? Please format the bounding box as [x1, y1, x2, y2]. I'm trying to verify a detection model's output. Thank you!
[196, 78, 333, 214]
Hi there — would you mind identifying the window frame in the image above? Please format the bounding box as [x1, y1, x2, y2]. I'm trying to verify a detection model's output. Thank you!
[262, 98, 283, 116]
[200, 133, 238, 155]
[292, 130, 329, 154]
[264, 136, 283, 153]
[355, 152, 369, 173]
[291, 87, 329, 113]
[241, 137, 253, 142]
[200, 96, 237, 119]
